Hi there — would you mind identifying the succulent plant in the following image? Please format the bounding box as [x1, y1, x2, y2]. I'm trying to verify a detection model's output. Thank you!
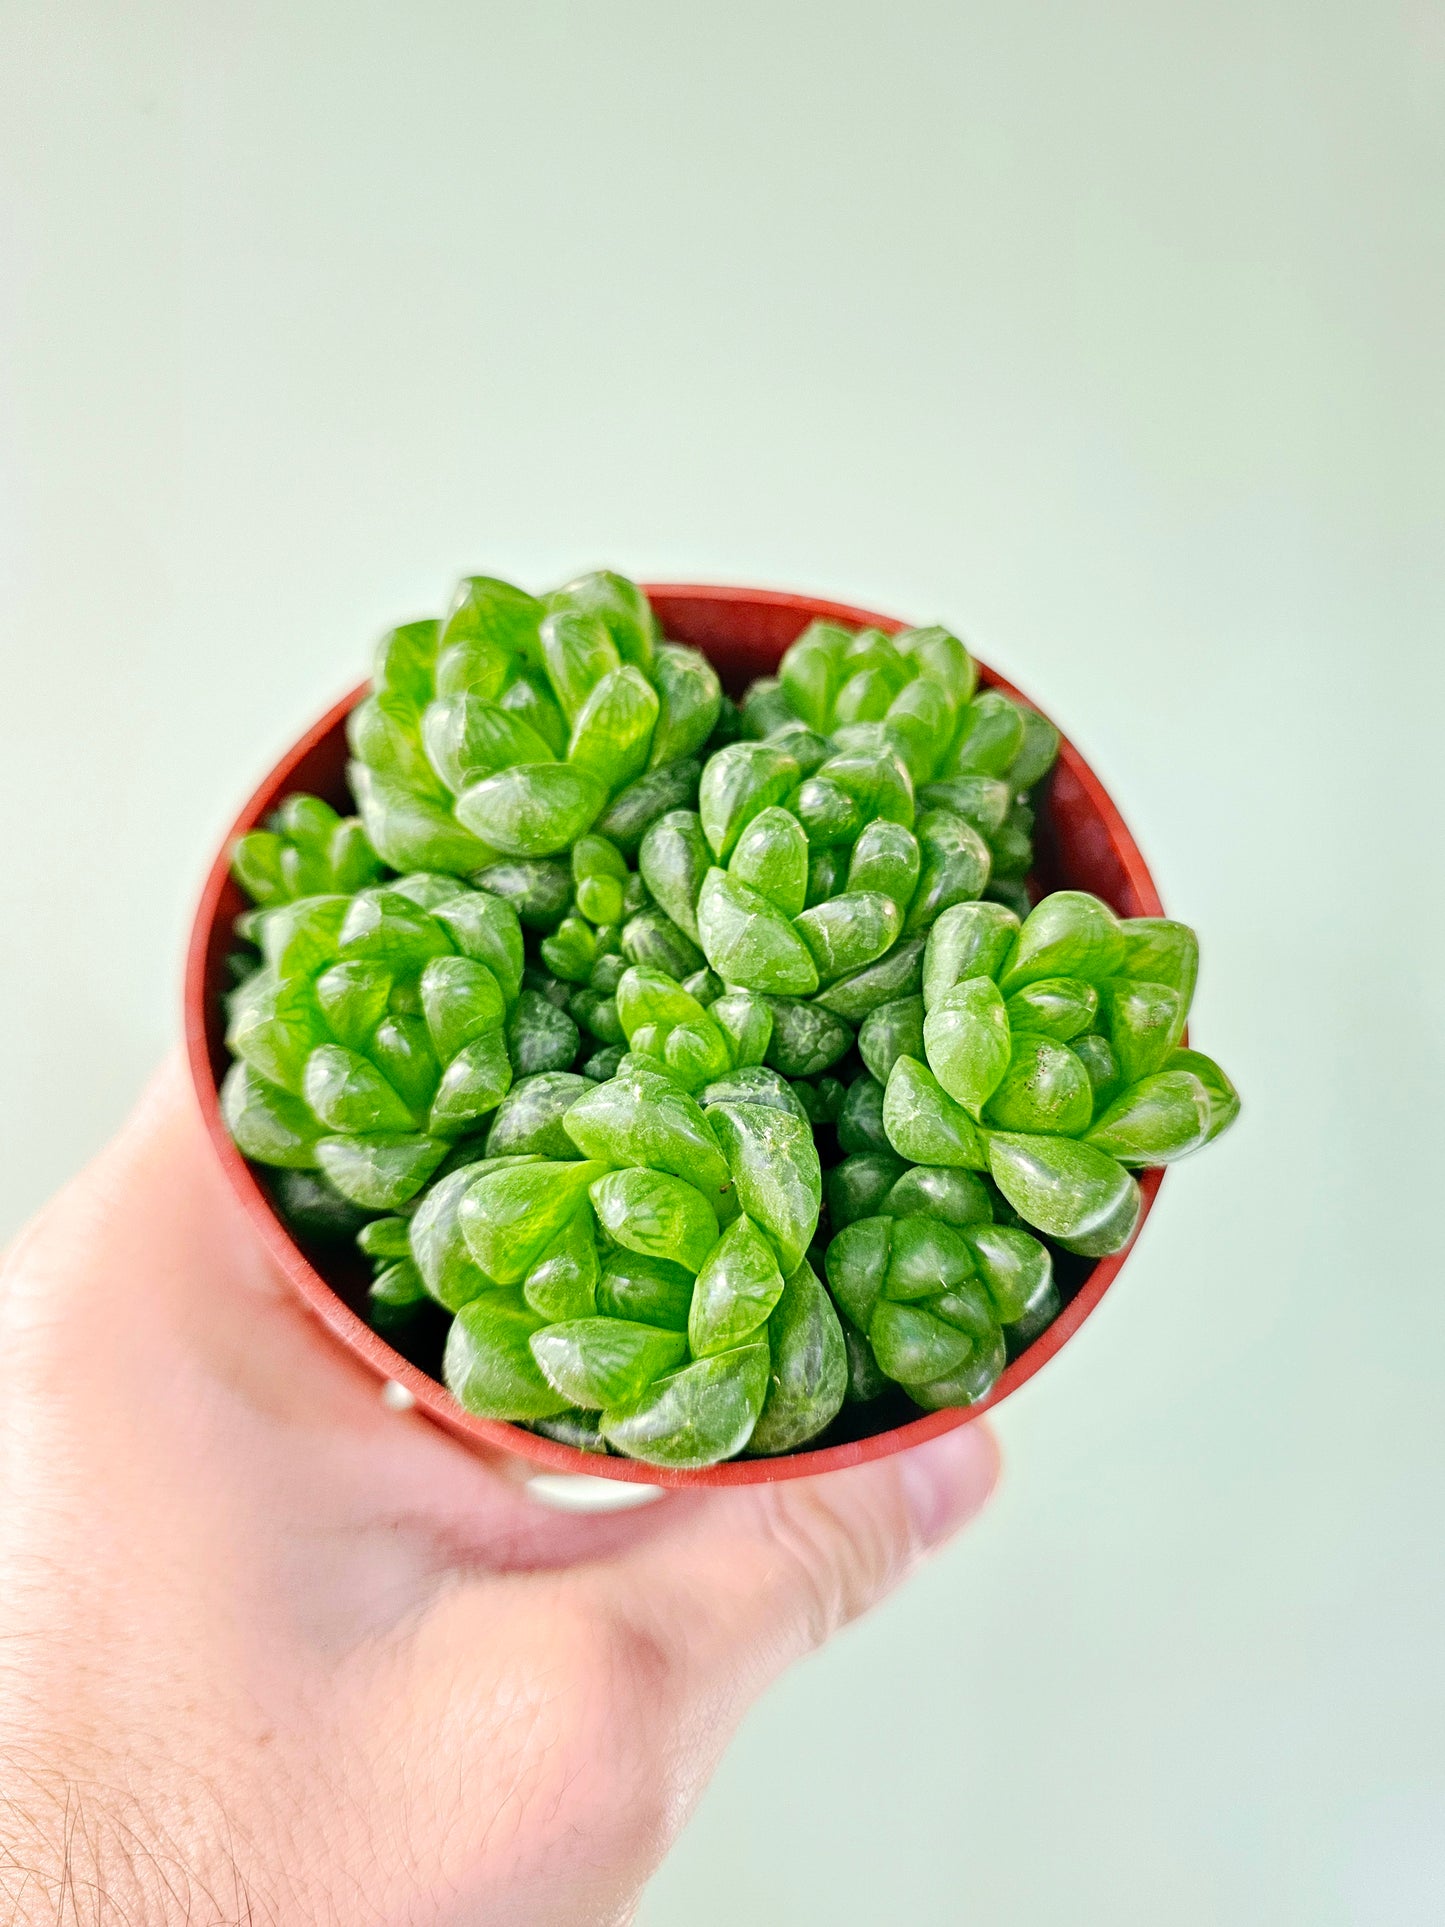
[220, 874, 524, 1210]
[738, 617, 1058, 893]
[816, 1046, 1061, 1412]
[360, 1060, 845, 1467]
[631, 734, 998, 1081]
[347, 571, 722, 877]
[880, 892, 1239, 1255]
[216, 579, 1241, 1466]
[231, 793, 384, 907]
[824, 1160, 1057, 1411]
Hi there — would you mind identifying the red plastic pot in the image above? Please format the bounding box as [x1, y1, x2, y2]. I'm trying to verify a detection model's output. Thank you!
[186, 584, 1166, 1487]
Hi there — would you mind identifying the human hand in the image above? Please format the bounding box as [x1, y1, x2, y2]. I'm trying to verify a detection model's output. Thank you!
[0, 1059, 997, 1926]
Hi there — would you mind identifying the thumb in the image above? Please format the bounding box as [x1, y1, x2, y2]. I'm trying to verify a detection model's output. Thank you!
[588, 1423, 1000, 1713]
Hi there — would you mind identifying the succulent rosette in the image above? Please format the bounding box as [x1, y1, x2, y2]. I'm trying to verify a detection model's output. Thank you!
[630, 731, 997, 1082]
[347, 570, 722, 878]
[824, 1162, 1058, 1412]
[808, 994, 1060, 1413]
[221, 873, 525, 1210]
[738, 617, 1059, 901]
[879, 892, 1239, 1256]
[231, 793, 385, 908]
[361, 1059, 845, 1468]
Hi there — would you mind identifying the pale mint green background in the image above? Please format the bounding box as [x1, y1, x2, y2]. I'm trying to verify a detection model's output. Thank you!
[1, 5, 1442, 1923]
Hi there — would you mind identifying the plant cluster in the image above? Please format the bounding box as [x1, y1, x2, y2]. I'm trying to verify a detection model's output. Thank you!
[221, 572, 1238, 1466]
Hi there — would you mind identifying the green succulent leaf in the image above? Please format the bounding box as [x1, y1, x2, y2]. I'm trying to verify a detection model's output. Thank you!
[428, 1030, 512, 1133]
[588, 1167, 721, 1273]
[1085, 1069, 1212, 1164]
[304, 1045, 415, 1134]
[709, 989, 774, 1068]
[697, 867, 820, 996]
[699, 1065, 806, 1118]
[410, 1164, 504, 1309]
[923, 977, 1013, 1114]
[421, 694, 557, 794]
[1005, 707, 1060, 791]
[351, 763, 499, 875]
[845, 818, 921, 910]
[562, 1063, 732, 1201]
[981, 1035, 1094, 1136]
[922, 901, 1020, 1009]
[763, 998, 853, 1078]
[881, 1055, 989, 1169]
[748, 1260, 847, 1456]
[459, 1159, 609, 1282]
[986, 1132, 1140, 1253]
[824, 1215, 892, 1330]
[419, 955, 506, 1061]
[703, 1100, 821, 1276]
[550, 572, 656, 669]
[506, 990, 581, 1077]
[619, 907, 704, 980]
[689, 1213, 787, 1357]
[858, 994, 926, 1085]
[837, 1074, 889, 1156]
[227, 966, 327, 1095]
[813, 934, 926, 1020]
[1167, 1048, 1240, 1142]
[1003, 976, 1099, 1041]
[918, 775, 1012, 840]
[883, 1216, 977, 1301]
[1118, 917, 1199, 1005]
[445, 1294, 572, 1421]
[794, 891, 902, 983]
[600, 1345, 770, 1469]
[471, 859, 571, 941]
[485, 1071, 590, 1159]
[699, 742, 802, 859]
[826, 1153, 906, 1232]
[595, 757, 702, 853]
[1101, 979, 1187, 1087]
[963, 1222, 1056, 1327]
[455, 763, 606, 858]
[441, 576, 545, 668]
[950, 689, 1025, 777]
[566, 665, 660, 794]
[532, 1318, 689, 1410]
[999, 890, 1126, 991]
[883, 1164, 993, 1226]
[638, 809, 710, 942]
[220, 1061, 322, 1168]
[649, 644, 724, 768]
[904, 810, 992, 934]
[523, 1210, 602, 1321]
[596, 1249, 695, 1329]
[314, 1131, 450, 1210]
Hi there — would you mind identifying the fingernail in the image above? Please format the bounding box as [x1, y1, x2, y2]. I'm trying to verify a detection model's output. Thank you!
[897, 1423, 1000, 1546]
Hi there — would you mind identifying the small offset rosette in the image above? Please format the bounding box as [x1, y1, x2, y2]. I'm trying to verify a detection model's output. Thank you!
[879, 892, 1239, 1255]
[738, 616, 1059, 913]
[632, 726, 1000, 1088]
[824, 1163, 1057, 1412]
